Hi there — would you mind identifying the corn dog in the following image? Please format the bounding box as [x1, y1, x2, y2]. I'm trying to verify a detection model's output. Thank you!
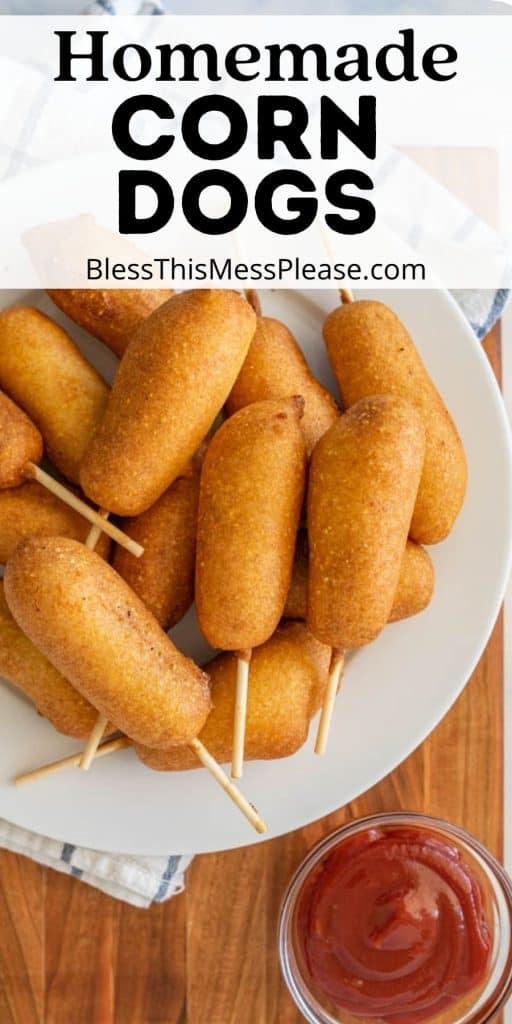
[0, 581, 109, 739]
[284, 532, 434, 624]
[4, 537, 211, 749]
[226, 316, 339, 455]
[323, 300, 467, 544]
[113, 471, 199, 630]
[196, 397, 306, 650]
[80, 290, 256, 517]
[136, 622, 332, 770]
[47, 289, 174, 357]
[0, 480, 110, 563]
[0, 388, 139, 557]
[0, 306, 109, 484]
[308, 395, 425, 650]
[0, 390, 43, 488]
[388, 541, 435, 623]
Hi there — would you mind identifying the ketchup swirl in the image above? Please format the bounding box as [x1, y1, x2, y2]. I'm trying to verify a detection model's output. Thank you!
[296, 827, 491, 1023]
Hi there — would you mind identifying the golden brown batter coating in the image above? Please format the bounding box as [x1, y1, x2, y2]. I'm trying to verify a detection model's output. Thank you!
[226, 316, 339, 455]
[47, 289, 175, 357]
[4, 537, 211, 749]
[0, 480, 110, 563]
[136, 622, 332, 770]
[0, 306, 109, 484]
[388, 541, 435, 624]
[0, 391, 43, 488]
[196, 397, 307, 650]
[113, 472, 199, 630]
[283, 529, 310, 620]
[284, 534, 434, 624]
[0, 581, 108, 739]
[307, 396, 425, 649]
[323, 301, 467, 544]
[80, 290, 256, 516]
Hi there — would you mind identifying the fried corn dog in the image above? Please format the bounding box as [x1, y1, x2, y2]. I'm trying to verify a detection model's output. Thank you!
[47, 289, 175, 357]
[113, 471, 199, 630]
[196, 397, 306, 649]
[284, 532, 434, 624]
[226, 315, 339, 455]
[5, 537, 211, 749]
[0, 581, 108, 739]
[7, 537, 266, 832]
[0, 481, 110, 563]
[136, 622, 332, 770]
[308, 395, 425, 754]
[0, 306, 109, 484]
[0, 390, 42, 488]
[80, 290, 257, 517]
[0, 389, 140, 558]
[308, 396, 425, 649]
[196, 396, 306, 777]
[323, 300, 467, 544]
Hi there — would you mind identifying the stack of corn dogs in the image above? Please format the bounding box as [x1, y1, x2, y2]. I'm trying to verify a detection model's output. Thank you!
[0, 286, 467, 833]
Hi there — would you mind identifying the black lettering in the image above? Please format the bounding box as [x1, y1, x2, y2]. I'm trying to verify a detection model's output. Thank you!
[112, 44, 152, 82]
[182, 97, 247, 160]
[112, 96, 174, 160]
[255, 171, 317, 235]
[182, 171, 247, 234]
[265, 43, 329, 82]
[325, 170, 375, 235]
[335, 44, 371, 82]
[258, 97, 309, 159]
[155, 43, 220, 82]
[375, 29, 419, 82]
[422, 44, 457, 81]
[54, 30, 108, 82]
[225, 44, 260, 81]
[118, 170, 174, 233]
[321, 96, 376, 160]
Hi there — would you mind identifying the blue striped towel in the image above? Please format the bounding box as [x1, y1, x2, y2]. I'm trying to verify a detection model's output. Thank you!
[0, 0, 507, 908]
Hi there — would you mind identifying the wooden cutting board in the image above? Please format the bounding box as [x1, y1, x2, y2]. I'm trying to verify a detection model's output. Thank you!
[0, 150, 504, 1023]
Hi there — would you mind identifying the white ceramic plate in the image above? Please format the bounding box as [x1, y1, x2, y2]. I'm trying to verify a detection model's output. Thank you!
[0, 287, 510, 855]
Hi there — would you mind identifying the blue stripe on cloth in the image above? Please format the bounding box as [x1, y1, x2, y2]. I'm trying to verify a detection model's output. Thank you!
[472, 289, 509, 340]
[61, 843, 76, 864]
[87, 0, 116, 12]
[71, 866, 84, 879]
[137, 1, 165, 12]
[154, 856, 183, 902]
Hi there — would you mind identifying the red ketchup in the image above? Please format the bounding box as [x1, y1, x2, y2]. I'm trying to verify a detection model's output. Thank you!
[296, 827, 492, 1023]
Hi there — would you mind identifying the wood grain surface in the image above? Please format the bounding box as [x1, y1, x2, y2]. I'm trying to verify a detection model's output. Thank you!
[0, 325, 502, 1024]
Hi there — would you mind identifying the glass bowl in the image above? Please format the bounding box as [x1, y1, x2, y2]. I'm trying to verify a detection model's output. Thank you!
[278, 812, 512, 1024]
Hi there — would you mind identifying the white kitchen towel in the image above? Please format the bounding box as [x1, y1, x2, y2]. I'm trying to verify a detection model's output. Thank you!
[0, 817, 193, 907]
[0, 0, 508, 909]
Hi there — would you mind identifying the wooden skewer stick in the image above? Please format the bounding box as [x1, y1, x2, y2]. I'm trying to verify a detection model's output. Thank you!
[311, 283, 353, 752]
[231, 649, 251, 780]
[23, 463, 144, 558]
[245, 290, 262, 316]
[15, 735, 266, 834]
[79, 712, 109, 770]
[84, 507, 110, 553]
[189, 738, 266, 834]
[314, 649, 344, 756]
[15, 736, 131, 786]
[78, 513, 114, 770]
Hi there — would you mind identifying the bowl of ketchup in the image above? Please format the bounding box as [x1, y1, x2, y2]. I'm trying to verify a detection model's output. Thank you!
[279, 813, 512, 1024]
